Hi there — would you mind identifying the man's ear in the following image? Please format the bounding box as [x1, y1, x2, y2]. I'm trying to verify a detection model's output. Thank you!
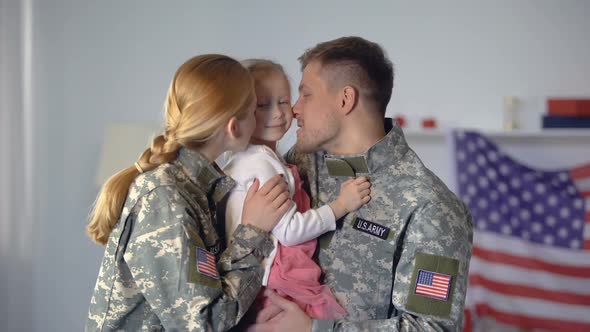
[340, 85, 358, 115]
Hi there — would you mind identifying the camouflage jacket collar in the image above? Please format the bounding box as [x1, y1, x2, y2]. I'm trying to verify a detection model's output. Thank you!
[174, 147, 232, 196]
[323, 121, 409, 177]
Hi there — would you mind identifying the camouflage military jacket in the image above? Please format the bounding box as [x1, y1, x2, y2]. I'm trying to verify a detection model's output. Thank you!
[286, 123, 473, 332]
[86, 148, 274, 332]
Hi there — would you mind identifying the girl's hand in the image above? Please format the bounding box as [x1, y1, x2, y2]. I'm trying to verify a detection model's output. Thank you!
[241, 174, 293, 232]
[329, 176, 371, 219]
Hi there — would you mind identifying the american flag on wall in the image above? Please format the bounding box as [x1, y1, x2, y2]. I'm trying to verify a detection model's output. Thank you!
[454, 131, 590, 332]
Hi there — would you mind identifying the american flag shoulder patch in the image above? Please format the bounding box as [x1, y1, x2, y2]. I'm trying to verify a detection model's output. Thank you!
[414, 269, 452, 301]
[196, 247, 219, 280]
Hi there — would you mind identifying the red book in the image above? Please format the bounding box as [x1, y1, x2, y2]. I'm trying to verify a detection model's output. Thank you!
[394, 115, 406, 127]
[422, 117, 437, 129]
[547, 99, 590, 116]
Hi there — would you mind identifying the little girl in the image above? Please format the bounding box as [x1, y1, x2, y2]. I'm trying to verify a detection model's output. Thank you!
[223, 59, 371, 320]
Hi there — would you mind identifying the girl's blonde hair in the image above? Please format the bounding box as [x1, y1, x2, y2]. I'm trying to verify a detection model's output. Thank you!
[241, 59, 289, 84]
[87, 54, 255, 245]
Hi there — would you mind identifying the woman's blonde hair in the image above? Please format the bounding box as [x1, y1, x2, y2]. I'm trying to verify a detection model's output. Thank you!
[87, 54, 255, 245]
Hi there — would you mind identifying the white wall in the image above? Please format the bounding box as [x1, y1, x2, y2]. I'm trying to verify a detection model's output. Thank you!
[1, 0, 34, 331]
[4, 0, 590, 330]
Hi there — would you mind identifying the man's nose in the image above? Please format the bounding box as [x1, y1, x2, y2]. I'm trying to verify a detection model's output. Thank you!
[293, 98, 301, 114]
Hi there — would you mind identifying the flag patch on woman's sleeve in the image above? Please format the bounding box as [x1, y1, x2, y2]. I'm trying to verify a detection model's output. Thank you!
[196, 247, 219, 280]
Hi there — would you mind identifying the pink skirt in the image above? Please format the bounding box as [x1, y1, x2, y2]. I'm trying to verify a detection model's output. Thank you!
[260, 163, 346, 320]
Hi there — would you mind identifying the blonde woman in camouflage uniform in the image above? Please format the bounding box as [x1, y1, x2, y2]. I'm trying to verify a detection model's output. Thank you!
[251, 37, 473, 332]
[85, 54, 293, 331]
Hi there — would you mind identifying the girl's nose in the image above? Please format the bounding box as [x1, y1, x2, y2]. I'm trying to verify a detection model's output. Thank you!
[272, 104, 283, 119]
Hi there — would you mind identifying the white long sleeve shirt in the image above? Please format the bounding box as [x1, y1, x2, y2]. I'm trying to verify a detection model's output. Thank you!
[223, 144, 336, 285]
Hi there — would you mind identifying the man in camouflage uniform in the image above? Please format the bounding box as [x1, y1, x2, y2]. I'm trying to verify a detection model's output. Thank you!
[252, 37, 473, 331]
[86, 148, 282, 331]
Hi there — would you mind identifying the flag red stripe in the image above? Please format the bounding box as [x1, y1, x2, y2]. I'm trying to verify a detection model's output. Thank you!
[432, 282, 449, 288]
[581, 191, 590, 197]
[420, 285, 448, 292]
[417, 284, 447, 291]
[433, 275, 451, 280]
[463, 309, 472, 332]
[200, 261, 214, 268]
[584, 239, 590, 250]
[472, 246, 590, 277]
[198, 262, 215, 270]
[198, 264, 217, 274]
[419, 283, 448, 289]
[432, 277, 450, 282]
[198, 262, 215, 269]
[469, 274, 590, 306]
[416, 285, 447, 293]
[571, 165, 590, 180]
[198, 268, 217, 276]
[586, 211, 590, 221]
[431, 283, 449, 289]
[416, 286, 448, 295]
[432, 280, 450, 286]
[416, 290, 446, 297]
[475, 303, 590, 332]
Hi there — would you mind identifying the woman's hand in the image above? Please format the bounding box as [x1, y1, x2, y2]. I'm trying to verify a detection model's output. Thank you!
[242, 174, 293, 232]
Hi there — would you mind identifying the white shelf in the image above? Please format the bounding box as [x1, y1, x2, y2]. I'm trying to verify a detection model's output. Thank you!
[403, 128, 590, 139]
[403, 128, 590, 193]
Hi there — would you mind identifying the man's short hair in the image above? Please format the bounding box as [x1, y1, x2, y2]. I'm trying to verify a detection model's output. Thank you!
[298, 36, 394, 114]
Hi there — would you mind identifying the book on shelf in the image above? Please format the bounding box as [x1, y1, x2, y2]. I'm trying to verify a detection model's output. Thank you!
[547, 98, 590, 117]
[542, 115, 590, 129]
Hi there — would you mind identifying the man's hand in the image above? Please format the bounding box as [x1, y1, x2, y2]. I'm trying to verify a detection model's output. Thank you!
[247, 290, 311, 332]
[255, 303, 283, 324]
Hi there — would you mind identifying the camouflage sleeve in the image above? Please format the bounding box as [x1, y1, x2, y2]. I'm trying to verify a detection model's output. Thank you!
[313, 199, 473, 332]
[124, 187, 273, 332]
